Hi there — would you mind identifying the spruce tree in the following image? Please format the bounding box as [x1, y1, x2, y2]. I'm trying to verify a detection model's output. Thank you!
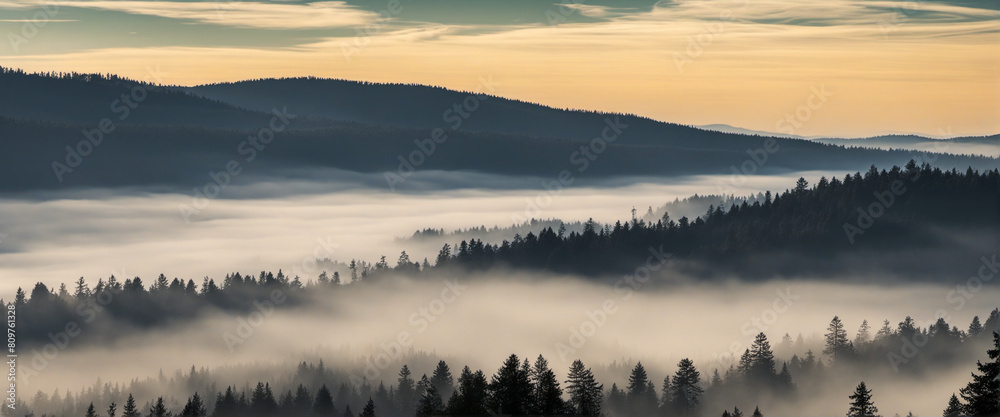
[430, 360, 455, 401]
[488, 354, 533, 415]
[416, 386, 444, 417]
[752, 406, 763, 417]
[148, 396, 170, 417]
[446, 366, 489, 416]
[122, 394, 139, 417]
[360, 398, 376, 417]
[397, 365, 416, 414]
[314, 384, 337, 417]
[85, 402, 97, 417]
[846, 382, 879, 417]
[942, 393, 963, 417]
[749, 333, 777, 382]
[969, 316, 984, 338]
[671, 358, 704, 416]
[181, 392, 206, 417]
[959, 331, 999, 416]
[531, 355, 565, 415]
[825, 316, 850, 362]
[106, 402, 117, 417]
[565, 359, 602, 416]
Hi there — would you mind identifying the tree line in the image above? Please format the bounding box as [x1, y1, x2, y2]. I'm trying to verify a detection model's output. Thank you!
[15, 316, 998, 417]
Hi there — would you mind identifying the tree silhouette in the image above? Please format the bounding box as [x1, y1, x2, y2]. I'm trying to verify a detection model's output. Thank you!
[313, 384, 338, 417]
[181, 392, 206, 417]
[671, 358, 703, 416]
[148, 396, 170, 417]
[430, 360, 455, 401]
[446, 366, 489, 416]
[106, 401, 117, 417]
[825, 316, 851, 363]
[360, 398, 376, 417]
[565, 359, 602, 416]
[122, 394, 139, 417]
[959, 331, 999, 416]
[846, 382, 879, 417]
[626, 362, 657, 414]
[942, 393, 963, 417]
[530, 355, 565, 415]
[85, 402, 97, 417]
[416, 385, 444, 417]
[488, 354, 533, 415]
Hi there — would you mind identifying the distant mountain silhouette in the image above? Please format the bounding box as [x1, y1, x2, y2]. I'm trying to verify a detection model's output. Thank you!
[1, 69, 996, 192]
[696, 124, 807, 139]
[0, 67, 337, 129]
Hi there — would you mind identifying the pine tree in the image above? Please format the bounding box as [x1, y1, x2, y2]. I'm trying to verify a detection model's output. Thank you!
[846, 382, 879, 417]
[360, 398, 376, 417]
[430, 360, 455, 401]
[397, 365, 416, 413]
[293, 385, 312, 416]
[107, 402, 117, 417]
[181, 392, 206, 417]
[85, 402, 97, 417]
[855, 320, 872, 348]
[752, 406, 763, 417]
[942, 393, 963, 417]
[446, 366, 489, 416]
[626, 362, 656, 413]
[825, 316, 850, 362]
[122, 394, 139, 417]
[531, 355, 565, 415]
[749, 333, 777, 382]
[565, 360, 602, 416]
[416, 385, 444, 417]
[488, 354, 533, 415]
[671, 358, 703, 416]
[148, 396, 170, 417]
[732, 406, 744, 417]
[959, 331, 999, 416]
[314, 384, 337, 417]
[969, 316, 984, 338]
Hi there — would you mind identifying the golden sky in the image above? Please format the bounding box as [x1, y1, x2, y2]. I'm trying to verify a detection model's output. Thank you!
[0, 0, 997, 137]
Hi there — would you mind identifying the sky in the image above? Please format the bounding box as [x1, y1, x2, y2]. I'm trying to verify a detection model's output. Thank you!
[0, 0, 997, 137]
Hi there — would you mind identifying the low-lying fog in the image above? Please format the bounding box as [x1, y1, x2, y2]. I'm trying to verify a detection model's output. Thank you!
[23, 274, 999, 416]
[0, 172, 843, 295]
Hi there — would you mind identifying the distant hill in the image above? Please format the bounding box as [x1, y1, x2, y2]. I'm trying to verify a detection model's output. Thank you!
[696, 124, 807, 139]
[812, 135, 1000, 157]
[0, 67, 337, 129]
[1, 69, 996, 193]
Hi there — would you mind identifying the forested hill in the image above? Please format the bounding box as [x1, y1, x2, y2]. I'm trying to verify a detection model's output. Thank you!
[432, 163, 999, 279]
[0, 67, 337, 129]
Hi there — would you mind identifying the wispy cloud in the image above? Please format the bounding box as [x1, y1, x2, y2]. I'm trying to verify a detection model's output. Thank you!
[0, 0, 376, 29]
